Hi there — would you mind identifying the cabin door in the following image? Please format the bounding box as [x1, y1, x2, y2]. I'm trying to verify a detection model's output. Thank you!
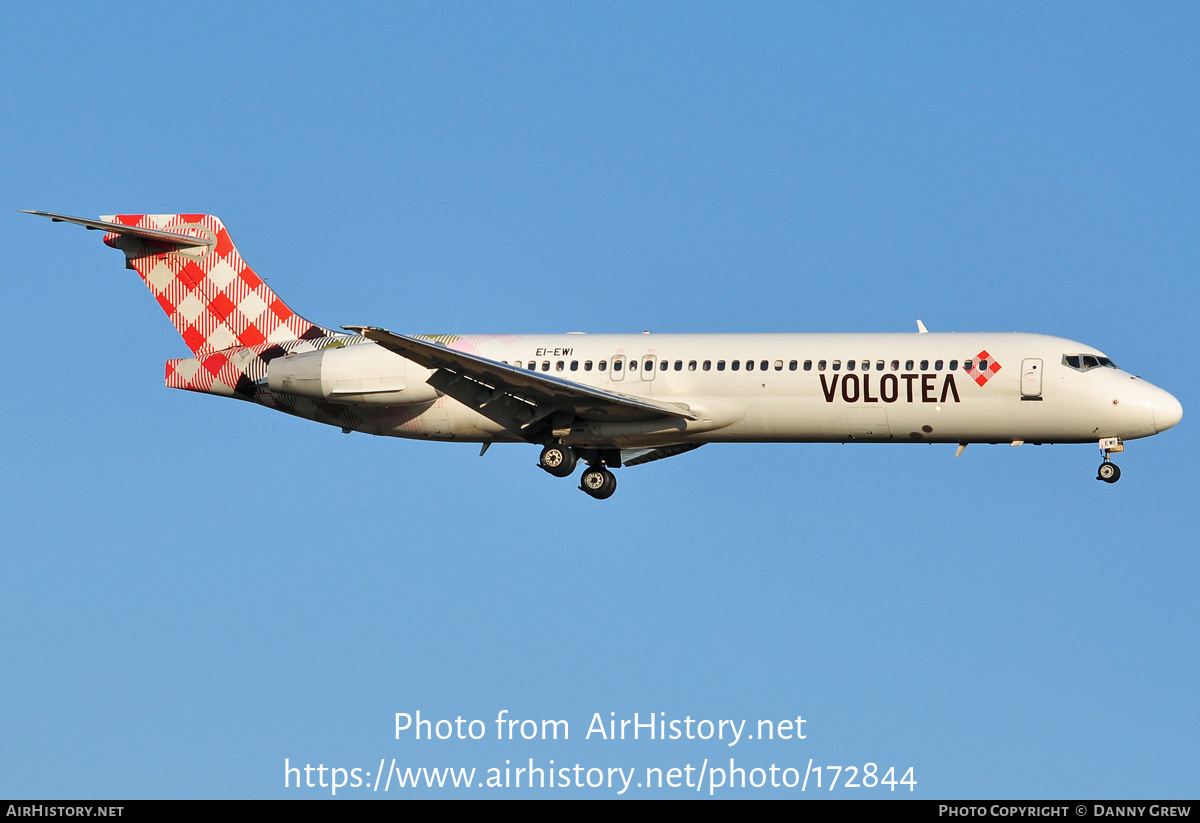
[1021, 359, 1043, 398]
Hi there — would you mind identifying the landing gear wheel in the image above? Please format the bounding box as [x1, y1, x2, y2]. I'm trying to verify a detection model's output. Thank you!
[539, 445, 577, 478]
[580, 466, 617, 499]
[1097, 462, 1121, 483]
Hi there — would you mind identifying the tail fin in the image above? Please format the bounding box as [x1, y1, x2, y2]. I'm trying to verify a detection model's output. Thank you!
[27, 211, 336, 355]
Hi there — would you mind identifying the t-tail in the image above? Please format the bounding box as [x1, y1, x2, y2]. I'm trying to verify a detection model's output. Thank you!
[22, 211, 337, 354]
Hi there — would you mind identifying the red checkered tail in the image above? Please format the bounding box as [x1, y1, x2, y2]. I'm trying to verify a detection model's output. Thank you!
[25, 211, 336, 355]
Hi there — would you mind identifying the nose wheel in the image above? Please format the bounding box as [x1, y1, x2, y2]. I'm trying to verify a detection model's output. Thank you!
[1096, 437, 1123, 484]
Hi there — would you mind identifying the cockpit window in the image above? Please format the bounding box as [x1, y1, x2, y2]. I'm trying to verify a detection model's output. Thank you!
[1063, 353, 1116, 372]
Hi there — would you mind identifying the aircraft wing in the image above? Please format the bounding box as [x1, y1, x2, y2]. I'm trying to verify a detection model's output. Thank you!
[345, 326, 697, 439]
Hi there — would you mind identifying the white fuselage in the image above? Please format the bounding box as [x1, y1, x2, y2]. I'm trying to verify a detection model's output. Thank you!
[352, 331, 1180, 447]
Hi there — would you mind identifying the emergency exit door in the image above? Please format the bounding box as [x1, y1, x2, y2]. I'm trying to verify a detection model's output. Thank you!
[1021, 359, 1043, 398]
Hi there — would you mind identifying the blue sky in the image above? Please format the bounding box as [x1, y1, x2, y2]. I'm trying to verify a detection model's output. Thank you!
[1, 2, 1196, 798]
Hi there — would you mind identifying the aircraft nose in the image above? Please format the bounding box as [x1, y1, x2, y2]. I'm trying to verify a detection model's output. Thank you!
[1153, 388, 1183, 433]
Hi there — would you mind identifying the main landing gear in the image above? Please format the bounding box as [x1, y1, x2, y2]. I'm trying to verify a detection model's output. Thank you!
[538, 444, 618, 498]
[579, 465, 617, 500]
[538, 444, 577, 478]
[1097, 437, 1123, 484]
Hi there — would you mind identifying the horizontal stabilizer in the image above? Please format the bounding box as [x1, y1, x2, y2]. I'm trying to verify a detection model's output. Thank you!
[21, 210, 215, 251]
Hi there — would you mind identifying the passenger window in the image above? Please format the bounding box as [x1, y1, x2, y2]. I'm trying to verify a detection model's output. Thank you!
[905, 360, 914, 371]
[876, 360, 885, 371]
[788, 360, 797, 371]
[732, 361, 741, 371]
[934, 360, 943, 371]
[832, 360, 841, 371]
[584, 361, 593, 371]
[542, 361, 551, 371]
[949, 360, 958, 371]
[570, 361, 578, 371]
[717, 360, 726, 371]
[920, 360, 929, 370]
[775, 360, 784, 371]
[761, 360, 769, 371]
[861, 361, 869, 371]
[629, 360, 638, 371]
[847, 360, 855, 371]
[688, 361, 697, 371]
[802, 360, 812, 371]
[964, 359, 974, 371]
[612, 360, 622, 372]
[891, 360, 899, 371]
[703, 360, 712, 371]
[599, 361, 607, 371]
[746, 360, 755, 371]
[978, 358, 988, 370]
[556, 361, 564, 371]
[676, 360, 683, 371]
[818, 360, 827, 371]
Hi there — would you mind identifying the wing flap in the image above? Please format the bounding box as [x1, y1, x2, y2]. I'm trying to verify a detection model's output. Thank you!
[622, 443, 705, 467]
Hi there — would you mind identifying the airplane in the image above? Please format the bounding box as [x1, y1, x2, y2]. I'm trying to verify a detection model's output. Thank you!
[25, 210, 1183, 499]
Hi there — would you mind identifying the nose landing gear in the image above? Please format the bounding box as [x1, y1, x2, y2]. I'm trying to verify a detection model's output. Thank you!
[1097, 437, 1123, 484]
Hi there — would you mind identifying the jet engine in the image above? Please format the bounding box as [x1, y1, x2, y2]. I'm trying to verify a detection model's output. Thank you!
[266, 342, 439, 406]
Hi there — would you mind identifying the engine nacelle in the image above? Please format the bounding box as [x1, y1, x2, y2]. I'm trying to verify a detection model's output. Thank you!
[266, 342, 439, 406]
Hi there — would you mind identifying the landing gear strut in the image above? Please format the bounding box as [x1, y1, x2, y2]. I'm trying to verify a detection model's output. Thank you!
[1097, 437, 1123, 484]
[538, 444, 577, 478]
[580, 465, 617, 499]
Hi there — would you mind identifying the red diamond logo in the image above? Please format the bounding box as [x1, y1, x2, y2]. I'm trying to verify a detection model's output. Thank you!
[963, 349, 1002, 386]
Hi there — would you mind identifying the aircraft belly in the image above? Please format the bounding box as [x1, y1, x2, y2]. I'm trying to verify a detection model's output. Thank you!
[682, 391, 1101, 444]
